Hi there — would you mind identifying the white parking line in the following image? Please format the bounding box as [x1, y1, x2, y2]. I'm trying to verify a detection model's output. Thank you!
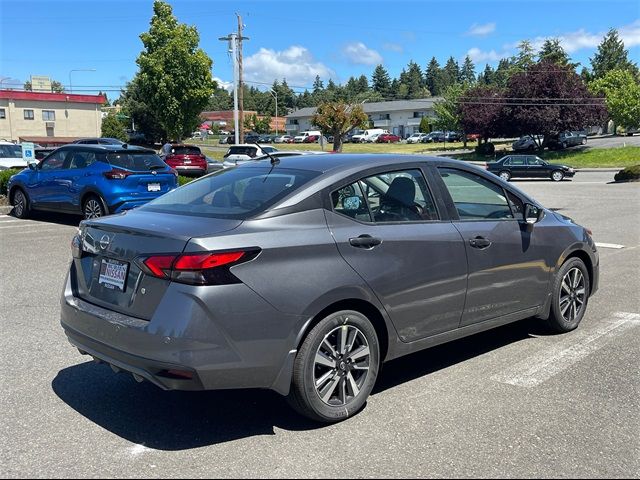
[595, 242, 625, 249]
[491, 312, 640, 388]
[0, 223, 68, 230]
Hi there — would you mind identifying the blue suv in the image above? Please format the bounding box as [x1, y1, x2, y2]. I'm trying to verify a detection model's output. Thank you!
[8, 144, 178, 220]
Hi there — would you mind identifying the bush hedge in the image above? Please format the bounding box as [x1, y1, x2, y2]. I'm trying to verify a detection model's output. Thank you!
[178, 175, 195, 186]
[0, 169, 21, 196]
[614, 165, 640, 182]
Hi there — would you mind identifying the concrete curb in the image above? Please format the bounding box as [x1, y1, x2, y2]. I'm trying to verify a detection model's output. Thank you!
[0, 205, 12, 215]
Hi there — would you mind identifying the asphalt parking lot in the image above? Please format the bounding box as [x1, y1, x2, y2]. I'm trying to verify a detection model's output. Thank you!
[1, 171, 638, 478]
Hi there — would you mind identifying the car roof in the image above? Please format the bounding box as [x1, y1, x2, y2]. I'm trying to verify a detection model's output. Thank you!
[53, 144, 153, 152]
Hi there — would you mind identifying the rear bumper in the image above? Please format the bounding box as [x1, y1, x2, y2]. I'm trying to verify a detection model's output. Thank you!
[60, 272, 304, 395]
[174, 166, 206, 176]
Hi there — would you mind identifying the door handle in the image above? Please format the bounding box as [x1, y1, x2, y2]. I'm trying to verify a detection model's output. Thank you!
[349, 234, 382, 249]
[469, 236, 491, 249]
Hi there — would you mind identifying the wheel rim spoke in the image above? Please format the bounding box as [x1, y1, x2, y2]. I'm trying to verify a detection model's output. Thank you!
[315, 351, 336, 369]
[347, 372, 360, 397]
[319, 375, 341, 403]
[348, 345, 370, 362]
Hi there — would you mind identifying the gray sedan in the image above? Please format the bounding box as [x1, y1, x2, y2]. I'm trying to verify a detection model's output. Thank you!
[60, 154, 599, 423]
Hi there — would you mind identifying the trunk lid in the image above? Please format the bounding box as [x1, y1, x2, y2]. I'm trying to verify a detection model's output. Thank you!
[72, 210, 242, 320]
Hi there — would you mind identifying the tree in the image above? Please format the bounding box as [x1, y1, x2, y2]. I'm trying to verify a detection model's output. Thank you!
[434, 83, 469, 146]
[441, 57, 460, 90]
[119, 76, 166, 143]
[371, 64, 392, 98]
[503, 61, 608, 146]
[512, 40, 536, 72]
[458, 85, 505, 144]
[101, 113, 128, 142]
[313, 75, 324, 93]
[477, 64, 495, 85]
[419, 116, 431, 133]
[538, 38, 578, 68]
[135, 1, 215, 140]
[493, 58, 514, 88]
[206, 85, 233, 111]
[590, 28, 639, 80]
[460, 55, 476, 84]
[425, 57, 443, 96]
[311, 101, 368, 152]
[590, 69, 640, 131]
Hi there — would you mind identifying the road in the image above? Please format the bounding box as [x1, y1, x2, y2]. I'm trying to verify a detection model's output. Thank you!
[1, 171, 638, 478]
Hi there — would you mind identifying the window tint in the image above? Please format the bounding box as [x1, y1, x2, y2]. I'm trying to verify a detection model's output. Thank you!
[40, 150, 67, 170]
[332, 182, 372, 222]
[172, 146, 201, 155]
[505, 190, 525, 220]
[142, 167, 320, 219]
[527, 157, 544, 166]
[359, 169, 439, 223]
[104, 152, 166, 171]
[439, 168, 513, 220]
[67, 151, 96, 169]
[508, 157, 525, 166]
[0, 144, 21, 158]
[227, 146, 257, 157]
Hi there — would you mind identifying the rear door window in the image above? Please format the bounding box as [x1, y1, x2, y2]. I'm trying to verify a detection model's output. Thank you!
[509, 157, 525, 166]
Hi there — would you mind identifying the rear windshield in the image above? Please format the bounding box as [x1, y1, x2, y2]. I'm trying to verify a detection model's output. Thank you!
[172, 146, 201, 155]
[228, 146, 257, 156]
[104, 152, 166, 171]
[141, 167, 320, 219]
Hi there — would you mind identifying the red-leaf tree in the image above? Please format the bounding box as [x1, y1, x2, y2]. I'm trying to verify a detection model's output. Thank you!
[458, 85, 506, 145]
[502, 61, 608, 146]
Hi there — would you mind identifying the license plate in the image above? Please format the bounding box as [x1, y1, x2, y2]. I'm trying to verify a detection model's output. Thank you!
[98, 259, 128, 291]
[147, 183, 161, 192]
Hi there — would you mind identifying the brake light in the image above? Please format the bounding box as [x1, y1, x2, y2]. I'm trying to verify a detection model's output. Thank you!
[586, 228, 593, 236]
[170, 168, 178, 178]
[138, 250, 258, 285]
[103, 168, 132, 179]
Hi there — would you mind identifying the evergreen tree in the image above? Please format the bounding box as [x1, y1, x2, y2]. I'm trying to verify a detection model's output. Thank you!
[371, 64, 392, 99]
[538, 38, 578, 68]
[460, 55, 476, 84]
[403, 61, 428, 98]
[356, 75, 369, 94]
[425, 57, 443, 96]
[590, 28, 639, 80]
[313, 75, 324, 93]
[493, 58, 514, 87]
[513, 40, 536, 71]
[478, 64, 495, 85]
[441, 57, 461, 89]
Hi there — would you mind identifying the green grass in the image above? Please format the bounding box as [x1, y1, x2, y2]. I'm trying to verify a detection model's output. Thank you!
[450, 146, 640, 168]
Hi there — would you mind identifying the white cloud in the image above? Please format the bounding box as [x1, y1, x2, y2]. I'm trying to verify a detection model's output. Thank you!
[214, 77, 233, 92]
[467, 22, 496, 37]
[343, 42, 383, 65]
[527, 20, 640, 53]
[466, 47, 511, 63]
[244, 46, 334, 87]
[383, 43, 404, 53]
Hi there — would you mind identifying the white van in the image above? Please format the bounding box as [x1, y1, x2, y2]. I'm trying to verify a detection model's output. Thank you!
[362, 129, 389, 143]
[294, 130, 322, 143]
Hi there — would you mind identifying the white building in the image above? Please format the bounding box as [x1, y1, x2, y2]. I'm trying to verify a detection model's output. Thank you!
[285, 98, 442, 138]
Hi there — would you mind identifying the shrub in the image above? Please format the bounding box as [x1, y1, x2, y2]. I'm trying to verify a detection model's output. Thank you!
[475, 142, 495, 156]
[614, 165, 640, 182]
[0, 169, 21, 195]
[178, 175, 195, 186]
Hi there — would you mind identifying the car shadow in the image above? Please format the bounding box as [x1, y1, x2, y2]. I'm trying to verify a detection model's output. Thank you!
[52, 318, 547, 450]
[19, 210, 82, 227]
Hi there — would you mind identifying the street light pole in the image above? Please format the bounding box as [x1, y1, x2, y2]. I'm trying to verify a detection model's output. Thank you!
[269, 89, 278, 135]
[68, 69, 96, 93]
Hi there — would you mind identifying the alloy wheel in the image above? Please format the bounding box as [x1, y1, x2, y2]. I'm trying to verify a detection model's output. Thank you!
[552, 171, 564, 182]
[84, 199, 103, 219]
[314, 324, 370, 406]
[14, 191, 25, 217]
[499, 171, 511, 181]
[559, 267, 586, 322]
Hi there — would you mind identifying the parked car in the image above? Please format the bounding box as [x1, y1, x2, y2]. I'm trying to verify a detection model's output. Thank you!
[245, 133, 261, 144]
[512, 135, 544, 152]
[544, 131, 587, 150]
[163, 144, 208, 177]
[406, 133, 429, 144]
[219, 135, 235, 145]
[345, 129, 365, 143]
[0, 141, 28, 170]
[486, 155, 576, 182]
[72, 138, 126, 146]
[258, 134, 276, 143]
[205, 156, 224, 174]
[445, 131, 463, 142]
[376, 133, 402, 143]
[35, 146, 57, 160]
[59, 153, 598, 423]
[7, 144, 177, 219]
[294, 131, 322, 143]
[222, 144, 279, 168]
[229, 150, 328, 167]
[421, 131, 445, 143]
[273, 135, 294, 144]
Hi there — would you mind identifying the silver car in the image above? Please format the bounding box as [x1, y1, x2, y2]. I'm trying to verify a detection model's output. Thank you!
[61, 154, 599, 423]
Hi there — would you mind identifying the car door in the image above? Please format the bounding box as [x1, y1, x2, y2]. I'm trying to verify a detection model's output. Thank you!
[435, 166, 550, 326]
[507, 156, 527, 178]
[325, 166, 468, 342]
[29, 149, 69, 208]
[66, 150, 97, 210]
[526, 156, 548, 177]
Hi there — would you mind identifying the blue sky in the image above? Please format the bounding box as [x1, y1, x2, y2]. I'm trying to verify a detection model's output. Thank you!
[1, 0, 639, 98]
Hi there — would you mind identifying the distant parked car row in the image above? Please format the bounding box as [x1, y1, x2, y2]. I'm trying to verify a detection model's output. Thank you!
[512, 131, 587, 152]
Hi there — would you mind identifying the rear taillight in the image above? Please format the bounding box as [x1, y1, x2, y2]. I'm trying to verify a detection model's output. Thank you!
[170, 168, 178, 178]
[104, 168, 132, 179]
[138, 249, 259, 285]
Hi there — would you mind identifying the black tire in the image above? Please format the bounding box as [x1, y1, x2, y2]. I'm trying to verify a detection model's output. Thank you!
[11, 188, 30, 219]
[581, 137, 587, 145]
[561, 141, 568, 149]
[82, 194, 107, 219]
[546, 258, 590, 333]
[287, 310, 380, 423]
[551, 170, 564, 182]
[499, 170, 511, 182]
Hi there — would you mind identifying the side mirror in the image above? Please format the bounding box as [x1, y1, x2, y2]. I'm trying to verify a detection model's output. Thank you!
[28, 162, 38, 171]
[524, 203, 544, 224]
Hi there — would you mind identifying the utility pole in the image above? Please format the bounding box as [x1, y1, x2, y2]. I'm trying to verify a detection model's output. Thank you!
[219, 33, 239, 144]
[237, 14, 249, 143]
